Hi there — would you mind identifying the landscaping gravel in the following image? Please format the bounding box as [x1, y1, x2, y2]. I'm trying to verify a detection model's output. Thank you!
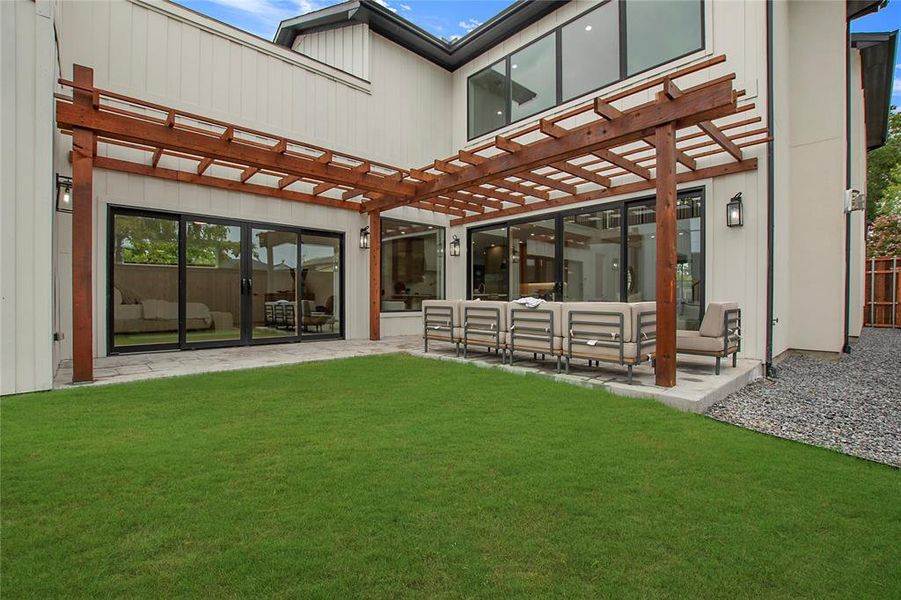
[707, 328, 901, 467]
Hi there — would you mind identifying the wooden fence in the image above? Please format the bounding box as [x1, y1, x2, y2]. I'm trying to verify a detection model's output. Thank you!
[865, 256, 900, 328]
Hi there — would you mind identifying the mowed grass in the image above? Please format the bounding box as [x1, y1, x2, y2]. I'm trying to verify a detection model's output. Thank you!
[2, 354, 899, 598]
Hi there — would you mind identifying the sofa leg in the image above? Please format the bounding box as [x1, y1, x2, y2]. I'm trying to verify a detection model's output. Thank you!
[424, 337, 428, 353]
[627, 364, 633, 385]
[565, 356, 571, 374]
[556, 356, 561, 373]
[454, 342, 460, 357]
[732, 353, 737, 367]
[715, 356, 721, 375]
[463, 344, 467, 359]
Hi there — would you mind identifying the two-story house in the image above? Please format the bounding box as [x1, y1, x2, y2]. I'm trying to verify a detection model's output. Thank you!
[0, 0, 896, 394]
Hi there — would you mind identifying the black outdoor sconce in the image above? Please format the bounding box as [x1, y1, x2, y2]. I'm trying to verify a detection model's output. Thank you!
[726, 192, 743, 227]
[359, 225, 370, 249]
[56, 174, 73, 213]
[449, 235, 461, 257]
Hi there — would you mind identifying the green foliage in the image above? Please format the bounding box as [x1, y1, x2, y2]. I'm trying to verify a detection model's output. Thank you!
[114, 216, 241, 267]
[867, 108, 901, 219]
[2, 355, 899, 597]
[868, 213, 901, 257]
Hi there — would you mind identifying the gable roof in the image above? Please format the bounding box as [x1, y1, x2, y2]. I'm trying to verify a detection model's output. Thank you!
[851, 31, 898, 150]
[273, 0, 568, 71]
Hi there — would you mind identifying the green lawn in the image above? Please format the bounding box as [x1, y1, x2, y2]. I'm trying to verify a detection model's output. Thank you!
[2, 354, 898, 598]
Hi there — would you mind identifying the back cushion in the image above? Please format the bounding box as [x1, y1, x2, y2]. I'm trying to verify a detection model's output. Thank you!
[699, 302, 739, 338]
[462, 300, 508, 331]
[562, 302, 633, 342]
[422, 300, 460, 325]
[630, 301, 656, 342]
[507, 301, 563, 337]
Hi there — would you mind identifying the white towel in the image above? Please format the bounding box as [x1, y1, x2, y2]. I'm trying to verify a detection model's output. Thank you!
[513, 296, 546, 309]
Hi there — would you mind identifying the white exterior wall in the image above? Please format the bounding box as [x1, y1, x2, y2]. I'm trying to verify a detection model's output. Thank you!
[51, 0, 455, 362]
[293, 23, 370, 81]
[448, 0, 772, 360]
[784, 0, 847, 354]
[0, 0, 57, 395]
[848, 48, 867, 339]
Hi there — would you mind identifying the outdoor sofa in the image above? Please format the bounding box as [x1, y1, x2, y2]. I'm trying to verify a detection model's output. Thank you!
[676, 301, 741, 374]
[422, 299, 657, 384]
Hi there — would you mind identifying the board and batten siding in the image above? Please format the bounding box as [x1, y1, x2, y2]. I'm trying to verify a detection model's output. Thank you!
[0, 0, 57, 395]
[293, 23, 370, 81]
[50, 0, 456, 363]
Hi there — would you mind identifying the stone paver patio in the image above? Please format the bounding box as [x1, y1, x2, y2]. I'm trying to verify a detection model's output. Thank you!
[55, 336, 762, 413]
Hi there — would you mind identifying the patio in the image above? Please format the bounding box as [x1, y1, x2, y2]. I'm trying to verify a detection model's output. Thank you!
[54, 337, 762, 413]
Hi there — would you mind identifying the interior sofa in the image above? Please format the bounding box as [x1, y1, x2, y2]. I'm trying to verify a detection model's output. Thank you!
[676, 301, 741, 374]
[113, 287, 227, 333]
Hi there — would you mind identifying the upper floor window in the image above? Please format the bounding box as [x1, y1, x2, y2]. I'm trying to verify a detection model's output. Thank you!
[466, 0, 704, 140]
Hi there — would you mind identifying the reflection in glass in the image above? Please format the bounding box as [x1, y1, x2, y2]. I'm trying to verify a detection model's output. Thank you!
[471, 227, 509, 300]
[252, 229, 298, 340]
[185, 221, 242, 343]
[111, 214, 179, 347]
[468, 60, 507, 139]
[509, 219, 557, 300]
[626, 0, 703, 75]
[563, 208, 621, 301]
[380, 219, 445, 312]
[510, 35, 557, 121]
[561, 0, 619, 100]
[626, 195, 703, 329]
[301, 234, 341, 336]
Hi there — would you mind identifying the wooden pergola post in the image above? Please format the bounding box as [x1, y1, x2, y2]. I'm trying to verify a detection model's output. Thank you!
[654, 122, 677, 387]
[72, 65, 95, 383]
[369, 211, 381, 341]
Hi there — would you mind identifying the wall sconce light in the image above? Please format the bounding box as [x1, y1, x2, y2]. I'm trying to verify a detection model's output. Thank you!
[56, 175, 73, 213]
[359, 225, 370, 249]
[449, 235, 461, 257]
[726, 192, 743, 227]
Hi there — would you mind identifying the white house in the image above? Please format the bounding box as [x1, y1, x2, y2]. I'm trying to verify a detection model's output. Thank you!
[0, 0, 896, 395]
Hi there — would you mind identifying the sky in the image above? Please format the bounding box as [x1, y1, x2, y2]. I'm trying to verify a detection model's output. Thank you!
[174, 0, 516, 43]
[850, 0, 900, 107]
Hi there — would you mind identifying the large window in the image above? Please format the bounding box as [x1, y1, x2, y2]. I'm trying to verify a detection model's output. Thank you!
[380, 218, 445, 312]
[467, 0, 704, 139]
[625, 0, 703, 76]
[109, 208, 344, 352]
[468, 189, 705, 329]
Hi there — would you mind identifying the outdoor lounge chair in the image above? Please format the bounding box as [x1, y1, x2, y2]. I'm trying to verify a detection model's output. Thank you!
[461, 300, 507, 360]
[422, 300, 460, 355]
[507, 301, 563, 371]
[676, 302, 741, 374]
[563, 301, 656, 384]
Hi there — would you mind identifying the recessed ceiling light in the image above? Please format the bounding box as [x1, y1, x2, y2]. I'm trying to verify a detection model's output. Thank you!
[496, 110, 503, 115]
[512, 63, 518, 69]
[585, 24, 593, 31]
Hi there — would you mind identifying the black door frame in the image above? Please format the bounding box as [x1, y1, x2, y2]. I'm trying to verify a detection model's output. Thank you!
[107, 205, 345, 355]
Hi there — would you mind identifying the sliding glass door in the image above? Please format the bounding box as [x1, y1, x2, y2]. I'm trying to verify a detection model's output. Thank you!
[109, 208, 343, 353]
[467, 189, 705, 329]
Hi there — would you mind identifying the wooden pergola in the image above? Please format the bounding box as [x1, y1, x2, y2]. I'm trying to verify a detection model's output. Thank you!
[58, 54, 765, 387]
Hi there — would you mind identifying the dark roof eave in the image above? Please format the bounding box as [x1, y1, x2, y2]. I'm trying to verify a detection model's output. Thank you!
[274, 0, 569, 71]
[851, 30, 898, 150]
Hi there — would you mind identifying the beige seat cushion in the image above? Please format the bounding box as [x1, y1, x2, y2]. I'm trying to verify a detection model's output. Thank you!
[699, 302, 739, 338]
[510, 335, 563, 352]
[566, 341, 655, 363]
[630, 301, 657, 342]
[462, 330, 507, 346]
[563, 302, 634, 343]
[677, 330, 730, 353]
[507, 301, 563, 337]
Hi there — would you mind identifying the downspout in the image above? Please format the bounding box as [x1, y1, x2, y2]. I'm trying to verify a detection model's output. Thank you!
[842, 18, 853, 354]
[765, 0, 776, 377]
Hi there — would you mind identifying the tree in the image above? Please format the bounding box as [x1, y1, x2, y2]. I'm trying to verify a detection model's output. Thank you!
[867, 214, 901, 257]
[114, 216, 243, 266]
[866, 108, 901, 220]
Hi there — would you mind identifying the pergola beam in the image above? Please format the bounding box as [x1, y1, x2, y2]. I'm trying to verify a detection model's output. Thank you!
[55, 100, 418, 198]
[663, 79, 743, 161]
[370, 78, 736, 212]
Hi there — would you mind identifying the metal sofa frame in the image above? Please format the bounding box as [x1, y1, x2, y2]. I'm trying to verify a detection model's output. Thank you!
[462, 305, 505, 361]
[508, 306, 561, 372]
[565, 308, 657, 384]
[423, 304, 459, 356]
[678, 308, 741, 375]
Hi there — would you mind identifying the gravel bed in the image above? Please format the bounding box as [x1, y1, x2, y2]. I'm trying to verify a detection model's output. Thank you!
[707, 328, 901, 467]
